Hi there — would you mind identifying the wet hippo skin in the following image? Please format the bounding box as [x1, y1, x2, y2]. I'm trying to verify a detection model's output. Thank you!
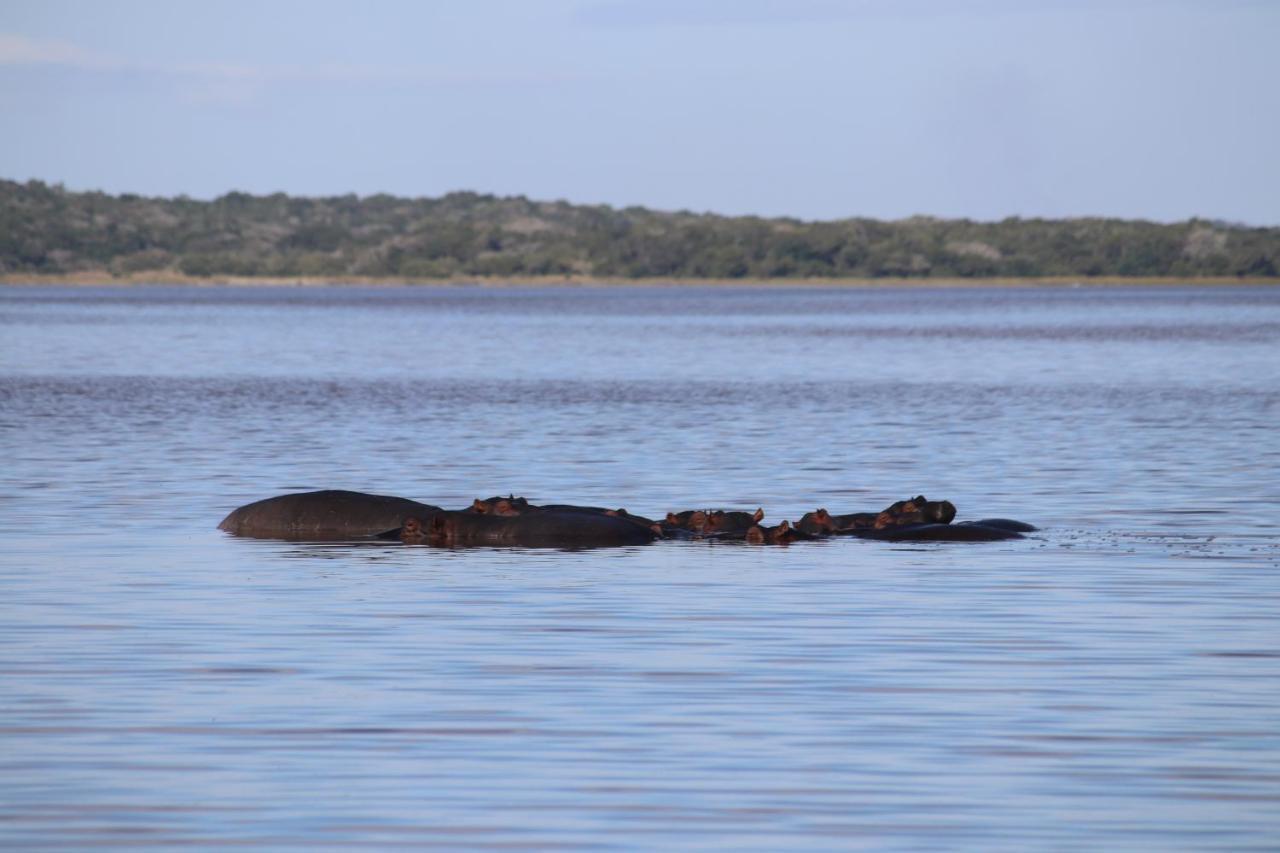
[218, 490, 443, 540]
[851, 522, 1025, 542]
[399, 510, 658, 549]
[958, 518, 1038, 533]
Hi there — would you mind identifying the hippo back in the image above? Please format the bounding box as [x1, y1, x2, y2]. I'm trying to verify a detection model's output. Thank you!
[423, 510, 656, 549]
[218, 489, 443, 540]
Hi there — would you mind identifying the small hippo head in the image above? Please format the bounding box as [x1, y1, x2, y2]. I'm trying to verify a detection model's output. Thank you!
[796, 508, 835, 535]
[471, 495, 529, 516]
[747, 519, 799, 545]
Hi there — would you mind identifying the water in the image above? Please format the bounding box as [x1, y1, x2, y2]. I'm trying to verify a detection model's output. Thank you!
[1, 284, 1278, 849]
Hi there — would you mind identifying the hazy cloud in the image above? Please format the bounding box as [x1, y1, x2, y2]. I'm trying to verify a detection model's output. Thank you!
[0, 32, 110, 67]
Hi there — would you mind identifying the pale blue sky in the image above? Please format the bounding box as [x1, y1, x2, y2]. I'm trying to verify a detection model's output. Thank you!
[2, 0, 1276, 223]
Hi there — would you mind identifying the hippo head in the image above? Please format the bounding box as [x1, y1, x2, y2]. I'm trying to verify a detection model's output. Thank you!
[797, 508, 835, 534]
[875, 495, 957, 528]
[472, 495, 529, 516]
[875, 496, 923, 529]
[747, 519, 796, 545]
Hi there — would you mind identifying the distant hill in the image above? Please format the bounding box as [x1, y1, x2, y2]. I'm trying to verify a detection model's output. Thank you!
[2, 179, 1277, 281]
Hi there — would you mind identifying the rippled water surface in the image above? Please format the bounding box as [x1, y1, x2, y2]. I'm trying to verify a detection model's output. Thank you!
[2, 284, 1278, 849]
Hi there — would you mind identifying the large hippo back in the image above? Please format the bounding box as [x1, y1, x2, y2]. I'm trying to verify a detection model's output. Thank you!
[423, 511, 656, 549]
[218, 490, 443, 540]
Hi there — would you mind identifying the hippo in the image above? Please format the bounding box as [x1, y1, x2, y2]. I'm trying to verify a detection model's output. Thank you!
[218, 489, 443, 540]
[467, 495, 531, 516]
[852, 522, 1024, 542]
[662, 508, 764, 537]
[663, 510, 708, 532]
[704, 508, 766, 536]
[469, 497, 662, 536]
[745, 519, 817, 545]
[958, 518, 1038, 533]
[796, 508, 878, 536]
[874, 496, 957, 529]
[391, 510, 658, 549]
[795, 496, 955, 536]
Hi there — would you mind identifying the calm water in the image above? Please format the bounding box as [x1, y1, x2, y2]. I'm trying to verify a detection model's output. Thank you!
[1, 284, 1278, 849]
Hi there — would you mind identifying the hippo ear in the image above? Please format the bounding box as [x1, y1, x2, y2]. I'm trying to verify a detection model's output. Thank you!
[666, 512, 677, 524]
[753, 507, 765, 523]
[779, 520, 790, 531]
[816, 508, 829, 520]
[472, 498, 487, 513]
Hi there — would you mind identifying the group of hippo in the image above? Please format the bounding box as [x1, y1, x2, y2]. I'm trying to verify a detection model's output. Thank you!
[218, 489, 1036, 549]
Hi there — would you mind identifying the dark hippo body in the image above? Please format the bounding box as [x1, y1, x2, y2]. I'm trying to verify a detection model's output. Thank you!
[469, 497, 661, 535]
[852, 522, 1024, 542]
[398, 510, 658, 549]
[218, 490, 443, 540]
[959, 518, 1038, 533]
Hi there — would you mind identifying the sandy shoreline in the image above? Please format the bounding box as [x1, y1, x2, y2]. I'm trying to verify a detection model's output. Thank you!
[1, 272, 1276, 288]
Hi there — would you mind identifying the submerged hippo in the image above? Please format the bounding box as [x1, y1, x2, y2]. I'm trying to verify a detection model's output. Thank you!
[662, 508, 765, 537]
[467, 495, 532, 516]
[745, 519, 817, 545]
[469, 496, 662, 536]
[851, 522, 1024, 542]
[795, 508, 878, 535]
[795, 496, 955, 536]
[392, 510, 657, 549]
[218, 489, 443, 540]
[958, 518, 1038, 533]
[875, 496, 957, 529]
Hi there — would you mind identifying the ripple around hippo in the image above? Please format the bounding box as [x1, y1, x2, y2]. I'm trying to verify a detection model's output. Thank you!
[219, 490, 1035, 549]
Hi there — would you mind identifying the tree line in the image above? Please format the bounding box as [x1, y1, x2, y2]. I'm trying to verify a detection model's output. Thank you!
[2, 179, 1277, 280]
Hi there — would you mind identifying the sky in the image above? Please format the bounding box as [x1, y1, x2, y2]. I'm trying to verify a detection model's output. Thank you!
[1, 0, 1277, 224]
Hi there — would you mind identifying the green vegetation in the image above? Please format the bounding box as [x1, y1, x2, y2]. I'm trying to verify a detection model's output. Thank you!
[2, 179, 1277, 280]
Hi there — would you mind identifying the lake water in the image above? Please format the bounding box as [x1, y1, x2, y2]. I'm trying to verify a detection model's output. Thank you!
[1, 283, 1278, 849]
